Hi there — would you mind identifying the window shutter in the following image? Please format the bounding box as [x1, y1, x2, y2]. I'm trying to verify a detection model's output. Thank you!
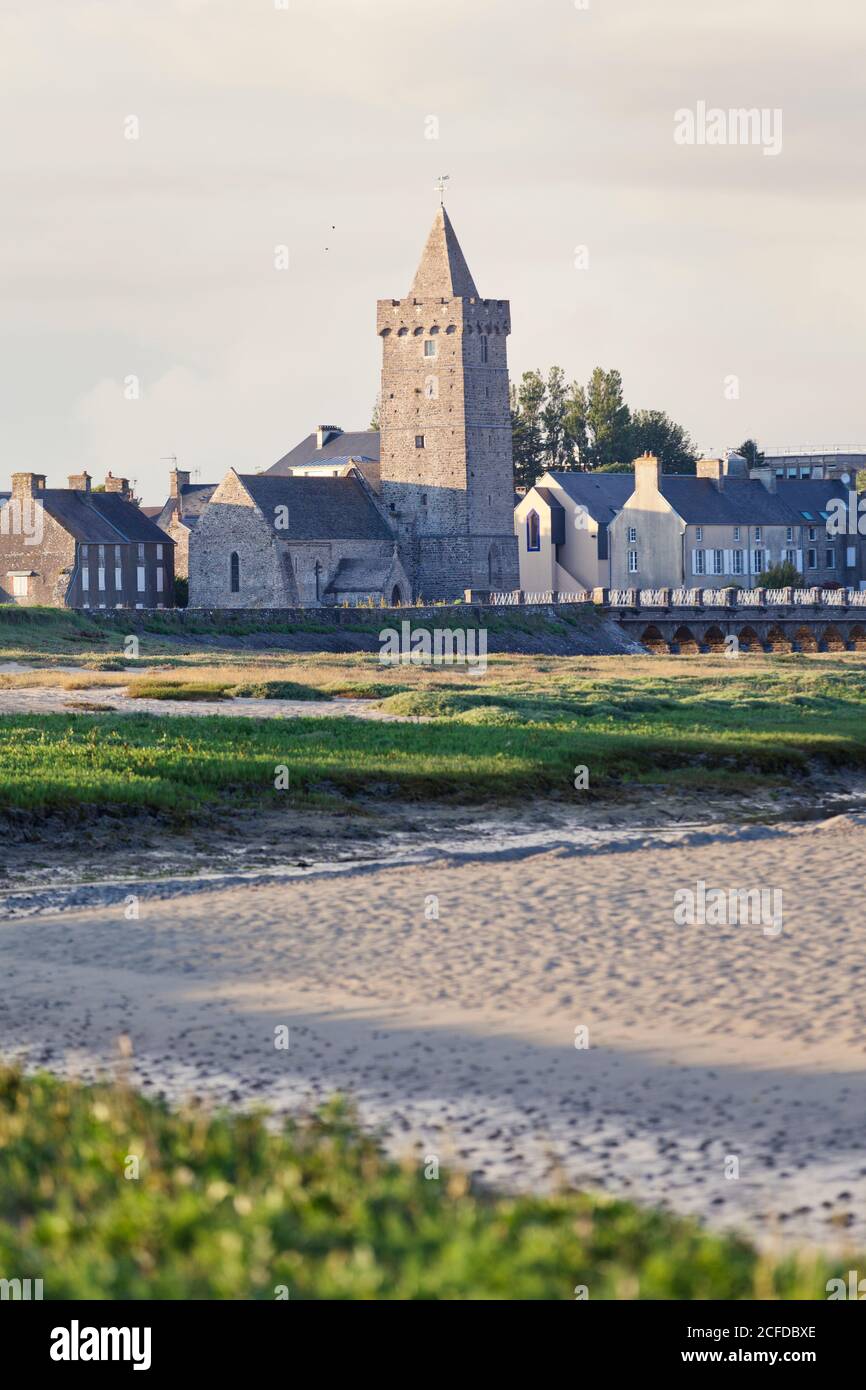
[724, 550, 732, 574]
[796, 549, 803, 572]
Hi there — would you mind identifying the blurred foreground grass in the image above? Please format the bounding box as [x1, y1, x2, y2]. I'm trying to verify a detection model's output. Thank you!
[0, 1069, 849, 1300]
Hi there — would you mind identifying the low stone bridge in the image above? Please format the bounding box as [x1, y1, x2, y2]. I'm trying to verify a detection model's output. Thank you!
[485, 585, 866, 653]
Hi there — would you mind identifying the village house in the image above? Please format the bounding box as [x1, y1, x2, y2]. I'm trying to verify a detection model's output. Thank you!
[609, 454, 856, 590]
[515, 472, 634, 593]
[517, 454, 859, 594]
[0, 471, 174, 607]
[154, 469, 218, 579]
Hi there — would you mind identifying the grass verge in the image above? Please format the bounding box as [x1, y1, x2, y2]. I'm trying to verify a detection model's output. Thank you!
[0, 1069, 848, 1300]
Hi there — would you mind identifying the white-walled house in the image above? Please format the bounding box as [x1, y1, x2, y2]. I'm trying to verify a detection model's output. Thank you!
[515, 472, 633, 593]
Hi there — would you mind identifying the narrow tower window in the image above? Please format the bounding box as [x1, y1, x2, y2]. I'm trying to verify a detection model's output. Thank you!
[415, 435, 425, 449]
[480, 336, 488, 363]
[230, 551, 240, 593]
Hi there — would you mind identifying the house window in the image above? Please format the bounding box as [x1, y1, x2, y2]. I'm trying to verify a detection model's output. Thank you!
[137, 567, 146, 593]
[156, 543, 163, 559]
[81, 545, 88, 560]
[826, 549, 836, 568]
[733, 526, 740, 542]
[753, 549, 766, 573]
[98, 545, 105, 564]
[628, 549, 638, 573]
[627, 526, 637, 543]
[784, 548, 797, 567]
[754, 527, 762, 541]
[98, 566, 105, 591]
[156, 567, 164, 594]
[115, 566, 122, 590]
[713, 549, 724, 575]
[808, 526, 817, 541]
[526, 511, 541, 552]
[81, 567, 89, 591]
[807, 548, 817, 569]
[694, 549, 705, 575]
[230, 551, 240, 593]
[11, 574, 29, 597]
[423, 340, 436, 358]
[415, 435, 425, 448]
[695, 526, 703, 541]
[480, 336, 488, 363]
[733, 549, 744, 575]
[785, 526, 793, 542]
[138, 543, 145, 562]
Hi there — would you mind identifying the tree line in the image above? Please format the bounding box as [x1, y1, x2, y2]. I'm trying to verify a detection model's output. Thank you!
[510, 366, 700, 488]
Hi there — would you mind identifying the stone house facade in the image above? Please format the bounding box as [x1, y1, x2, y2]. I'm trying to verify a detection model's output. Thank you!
[188, 467, 409, 608]
[608, 454, 856, 590]
[0, 471, 174, 608]
[155, 469, 217, 579]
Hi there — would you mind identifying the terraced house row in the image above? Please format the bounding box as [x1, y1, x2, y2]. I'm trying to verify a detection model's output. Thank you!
[516, 452, 865, 596]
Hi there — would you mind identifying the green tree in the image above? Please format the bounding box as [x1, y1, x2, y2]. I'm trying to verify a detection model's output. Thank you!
[628, 409, 697, 474]
[369, 397, 380, 430]
[758, 560, 803, 588]
[568, 368, 632, 469]
[540, 366, 576, 469]
[510, 371, 547, 488]
[736, 439, 764, 468]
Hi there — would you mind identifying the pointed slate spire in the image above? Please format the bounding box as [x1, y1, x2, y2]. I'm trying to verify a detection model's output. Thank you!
[409, 206, 478, 299]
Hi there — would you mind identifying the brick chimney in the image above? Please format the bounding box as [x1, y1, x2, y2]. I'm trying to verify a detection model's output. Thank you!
[697, 457, 725, 489]
[67, 471, 91, 493]
[316, 425, 342, 450]
[11, 472, 46, 500]
[104, 471, 132, 499]
[170, 468, 190, 501]
[633, 452, 660, 493]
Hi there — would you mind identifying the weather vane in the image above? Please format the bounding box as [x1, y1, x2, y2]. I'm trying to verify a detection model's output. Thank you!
[435, 173, 450, 204]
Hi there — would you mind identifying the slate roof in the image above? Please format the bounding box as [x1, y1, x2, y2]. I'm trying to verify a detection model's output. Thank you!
[658, 476, 848, 526]
[545, 472, 634, 523]
[324, 557, 393, 594]
[31, 489, 171, 545]
[156, 483, 218, 532]
[409, 205, 479, 299]
[239, 474, 393, 542]
[267, 431, 380, 475]
[773, 477, 850, 520]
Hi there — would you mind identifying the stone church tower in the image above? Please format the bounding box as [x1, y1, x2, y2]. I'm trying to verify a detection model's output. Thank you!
[376, 206, 520, 600]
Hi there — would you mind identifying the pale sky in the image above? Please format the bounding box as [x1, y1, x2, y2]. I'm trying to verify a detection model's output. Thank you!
[1, 0, 863, 503]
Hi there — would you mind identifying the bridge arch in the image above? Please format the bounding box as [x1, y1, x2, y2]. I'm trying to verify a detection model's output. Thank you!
[766, 623, 791, 653]
[639, 624, 669, 654]
[793, 625, 819, 653]
[737, 625, 762, 652]
[820, 623, 846, 652]
[672, 624, 699, 654]
[704, 624, 726, 653]
[851, 623, 866, 652]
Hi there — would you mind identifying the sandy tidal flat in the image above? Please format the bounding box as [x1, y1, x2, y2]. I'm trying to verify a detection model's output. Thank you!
[2, 814, 865, 1251]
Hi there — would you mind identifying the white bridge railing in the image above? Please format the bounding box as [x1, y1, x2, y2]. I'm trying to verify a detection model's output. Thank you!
[485, 586, 866, 609]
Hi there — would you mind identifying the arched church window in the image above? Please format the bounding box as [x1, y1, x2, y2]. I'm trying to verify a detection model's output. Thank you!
[526, 511, 541, 552]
